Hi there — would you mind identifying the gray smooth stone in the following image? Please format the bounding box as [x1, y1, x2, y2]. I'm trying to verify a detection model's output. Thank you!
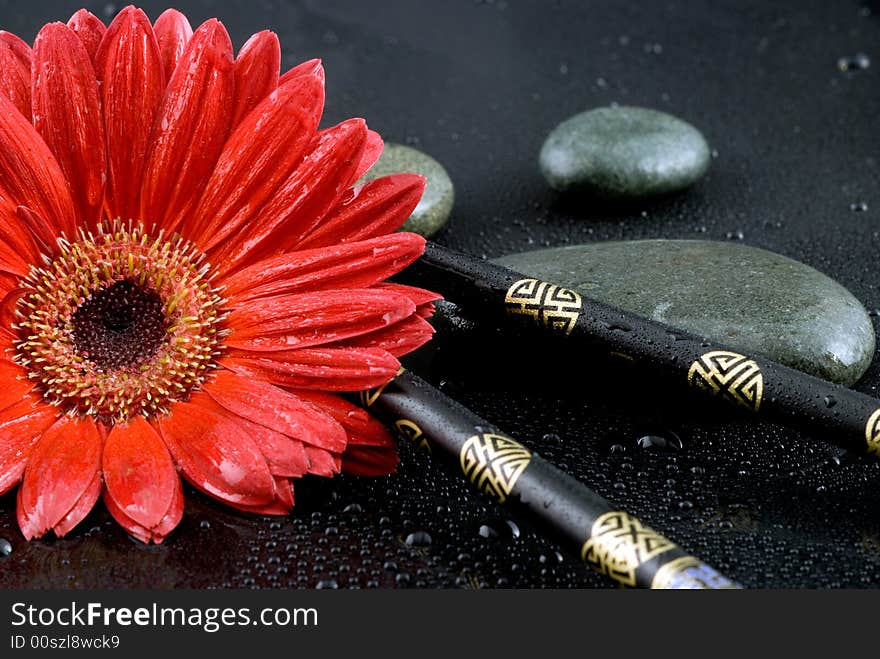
[539, 106, 711, 198]
[494, 240, 875, 385]
[359, 143, 454, 237]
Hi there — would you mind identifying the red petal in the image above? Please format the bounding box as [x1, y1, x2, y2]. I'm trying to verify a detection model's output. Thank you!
[51, 470, 101, 537]
[153, 9, 193, 79]
[236, 421, 309, 478]
[342, 314, 436, 357]
[180, 390, 310, 478]
[0, 249, 27, 279]
[223, 347, 400, 391]
[0, 358, 35, 412]
[16, 416, 102, 540]
[0, 208, 33, 276]
[191, 70, 324, 249]
[291, 391, 392, 447]
[248, 426, 309, 478]
[156, 396, 275, 506]
[149, 479, 185, 542]
[103, 472, 183, 544]
[140, 19, 234, 234]
[351, 129, 383, 183]
[231, 30, 280, 127]
[295, 174, 426, 250]
[291, 390, 398, 477]
[32, 22, 106, 226]
[0, 286, 24, 330]
[0, 397, 58, 495]
[375, 282, 441, 317]
[95, 6, 165, 222]
[211, 118, 367, 270]
[0, 31, 32, 118]
[103, 495, 151, 542]
[226, 477, 293, 515]
[278, 58, 323, 85]
[15, 205, 55, 253]
[304, 447, 340, 477]
[103, 416, 178, 530]
[0, 93, 76, 237]
[224, 233, 425, 302]
[225, 288, 415, 351]
[276, 478, 294, 507]
[67, 9, 106, 62]
[205, 370, 346, 451]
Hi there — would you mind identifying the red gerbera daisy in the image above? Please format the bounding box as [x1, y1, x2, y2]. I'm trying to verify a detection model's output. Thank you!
[0, 6, 437, 543]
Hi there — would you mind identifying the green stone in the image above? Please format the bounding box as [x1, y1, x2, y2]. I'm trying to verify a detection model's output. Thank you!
[359, 143, 454, 237]
[493, 240, 875, 385]
[539, 106, 711, 198]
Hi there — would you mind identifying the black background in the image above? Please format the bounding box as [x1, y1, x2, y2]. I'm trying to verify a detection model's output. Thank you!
[0, 0, 879, 588]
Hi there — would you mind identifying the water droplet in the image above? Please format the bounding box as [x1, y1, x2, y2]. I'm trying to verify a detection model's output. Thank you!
[316, 579, 339, 589]
[478, 524, 499, 539]
[823, 395, 837, 409]
[838, 53, 870, 71]
[850, 201, 868, 212]
[636, 431, 683, 451]
[199, 520, 211, 530]
[0, 538, 11, 557]
[505, 520, 521, 539]
[343, 503, 363, 514]
[405, 531, 433, 547]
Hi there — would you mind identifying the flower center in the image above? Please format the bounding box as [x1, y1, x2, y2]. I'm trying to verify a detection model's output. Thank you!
[14, 223, 226, 423]
[71, 280, 167, 370]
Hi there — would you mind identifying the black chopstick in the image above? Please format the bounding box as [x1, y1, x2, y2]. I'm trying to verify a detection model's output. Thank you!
[398, 241, 880, 459]
[357, 369, 740, 589]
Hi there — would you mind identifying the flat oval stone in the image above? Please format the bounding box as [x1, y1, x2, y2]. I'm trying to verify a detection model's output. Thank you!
[494, 240, 875, 385]
[539, 106, 711, 198]
[359, 143, 454, 237]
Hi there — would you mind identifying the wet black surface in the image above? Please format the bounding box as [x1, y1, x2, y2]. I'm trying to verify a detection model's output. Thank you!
[1, 0, 879, 588]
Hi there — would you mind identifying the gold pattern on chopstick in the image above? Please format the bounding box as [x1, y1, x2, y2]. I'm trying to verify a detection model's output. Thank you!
[359, 367, 406, 407]
[865, 409, 880, 457]
[580, 511, 675, 587]
[459, 433, 532, 504]
[687, 350, 763, 412]
[394, 418, 431, 453]
[504, 278, 582, 335]
[651, 555, 740, 589]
